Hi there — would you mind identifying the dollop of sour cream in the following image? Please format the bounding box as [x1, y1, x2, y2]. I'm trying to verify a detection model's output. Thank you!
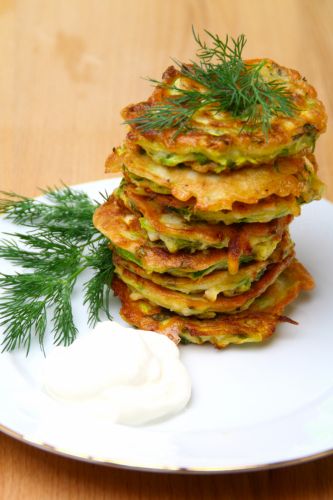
[43, 321, 191, 425]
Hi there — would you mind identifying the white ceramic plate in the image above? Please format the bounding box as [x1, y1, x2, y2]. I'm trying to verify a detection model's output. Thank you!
[0, 179, 333, 474]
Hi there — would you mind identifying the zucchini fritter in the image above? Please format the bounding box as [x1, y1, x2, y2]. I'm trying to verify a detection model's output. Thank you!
[112, 234, 293, 301]
[122, 61, 327, 171]
[112, 260, 314, 348]
[114, 182, 292, 255]
[120, 174, 323, 225]
[115, 252, 294, 316]
[93, 195, 289, 275]
[107, 146, 319, 212]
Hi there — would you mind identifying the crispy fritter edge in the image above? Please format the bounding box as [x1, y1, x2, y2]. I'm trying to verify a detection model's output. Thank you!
[112, 260, 314, 348]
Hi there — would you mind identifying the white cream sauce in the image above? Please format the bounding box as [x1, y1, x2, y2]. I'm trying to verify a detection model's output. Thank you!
[43, 321, 191, 425]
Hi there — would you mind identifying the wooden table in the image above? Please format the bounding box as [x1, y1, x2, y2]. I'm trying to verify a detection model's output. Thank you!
[1, 0, 332, 498]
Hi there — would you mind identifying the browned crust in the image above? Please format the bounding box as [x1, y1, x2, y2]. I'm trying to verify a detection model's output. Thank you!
[114, 252, 295, 315]
[112, 231, 292, 296]
[123, 179, 300, 219]
[93, 194, 247, 272]
[93, 194, 147, 249]
[93, 195, 289, 274]
[112, 260, 314, 348]
[119, 183, 291, 248]
[122, 60, 327, 156]
[110, 146, 316, 211]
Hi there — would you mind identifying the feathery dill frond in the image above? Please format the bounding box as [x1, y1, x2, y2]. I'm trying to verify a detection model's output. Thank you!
[125, 29, 296, 137]
[0, 187, 114, 354]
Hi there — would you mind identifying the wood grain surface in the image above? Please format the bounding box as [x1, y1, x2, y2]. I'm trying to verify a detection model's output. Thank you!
[1, 0, 333, 498]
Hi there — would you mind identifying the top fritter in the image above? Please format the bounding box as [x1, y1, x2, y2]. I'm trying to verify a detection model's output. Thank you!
[122, 32, 326, 172]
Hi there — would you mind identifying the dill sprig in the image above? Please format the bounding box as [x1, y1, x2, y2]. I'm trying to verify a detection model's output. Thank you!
[0, 186, 114, 354]
[0, 186, 98, 240]
[125, 29, 296, 136]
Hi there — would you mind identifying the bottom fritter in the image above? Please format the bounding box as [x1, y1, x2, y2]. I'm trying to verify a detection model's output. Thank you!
[112, 260, 314, 348]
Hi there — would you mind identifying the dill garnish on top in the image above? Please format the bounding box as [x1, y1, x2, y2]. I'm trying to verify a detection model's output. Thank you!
[125, 29, 296, 137]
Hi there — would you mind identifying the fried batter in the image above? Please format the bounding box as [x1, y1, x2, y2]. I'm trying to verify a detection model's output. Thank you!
[93, 195, 289, 274]
[112, 233, 293, 301]
[120, 174, 324, 224]
[122, 61, 327, 171]
[112, 260, 314, 348]
[115, 252, 294, 316]
[108, 146, 318, 212]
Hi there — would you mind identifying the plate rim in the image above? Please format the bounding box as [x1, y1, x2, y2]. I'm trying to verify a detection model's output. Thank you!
[1, 422, 332, 474]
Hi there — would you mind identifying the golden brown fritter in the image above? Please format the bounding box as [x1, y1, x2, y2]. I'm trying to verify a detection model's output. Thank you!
[120, 173, 323, 224]
[112, 233, 292, 300]
[122, 61, 327, 171]
[114, 252, 294, 316]
[93, 195, 290, 274]
[114, 182, 292, 256]
[112, 260, 314, 348]
[107, 146, 319, 212]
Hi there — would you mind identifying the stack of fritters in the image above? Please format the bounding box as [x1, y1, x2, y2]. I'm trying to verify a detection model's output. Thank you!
[94, 60, 326, 347]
